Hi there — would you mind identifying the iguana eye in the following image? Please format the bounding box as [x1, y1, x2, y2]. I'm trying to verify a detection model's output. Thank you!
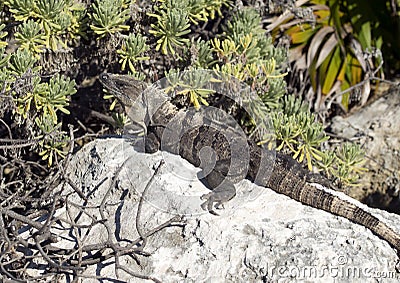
[99, 73, 110, 82]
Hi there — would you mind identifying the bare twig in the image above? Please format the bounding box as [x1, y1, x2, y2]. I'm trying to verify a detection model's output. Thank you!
[0, 151, 185, 282]
[136, 160, 165, 248]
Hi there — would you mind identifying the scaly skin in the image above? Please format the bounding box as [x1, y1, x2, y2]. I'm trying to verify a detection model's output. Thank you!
[99, 73, 400, 252]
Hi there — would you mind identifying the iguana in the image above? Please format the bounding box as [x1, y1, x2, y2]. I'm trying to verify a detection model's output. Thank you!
[99, 72, 400, 252]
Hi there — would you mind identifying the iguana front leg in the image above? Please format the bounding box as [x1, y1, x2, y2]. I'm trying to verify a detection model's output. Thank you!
[199, 166, 237, 215]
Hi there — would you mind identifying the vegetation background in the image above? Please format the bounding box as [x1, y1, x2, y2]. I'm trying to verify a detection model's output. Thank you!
[0, 0, 399, 279]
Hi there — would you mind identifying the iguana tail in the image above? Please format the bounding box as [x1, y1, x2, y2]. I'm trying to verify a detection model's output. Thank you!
[250, 148, 400, 251]
[276, 178, 400, 251]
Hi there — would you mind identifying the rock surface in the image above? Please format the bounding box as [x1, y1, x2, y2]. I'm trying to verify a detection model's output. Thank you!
[330, 86, 400, 212]
[27, 138, 399, 282]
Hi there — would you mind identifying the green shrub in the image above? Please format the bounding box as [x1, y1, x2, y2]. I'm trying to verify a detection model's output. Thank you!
[1, 0, 366, 183]
[149, 7, 191, 55]
[5, 0, 86, 51]
[89, 0, 130, 37]
[117, 33, 150, 73]
[0, 47, 75, 166]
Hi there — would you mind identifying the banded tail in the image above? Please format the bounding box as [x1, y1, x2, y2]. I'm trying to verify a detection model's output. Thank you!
[265, 157, 400, 251]
[247, 145, 400, 251]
